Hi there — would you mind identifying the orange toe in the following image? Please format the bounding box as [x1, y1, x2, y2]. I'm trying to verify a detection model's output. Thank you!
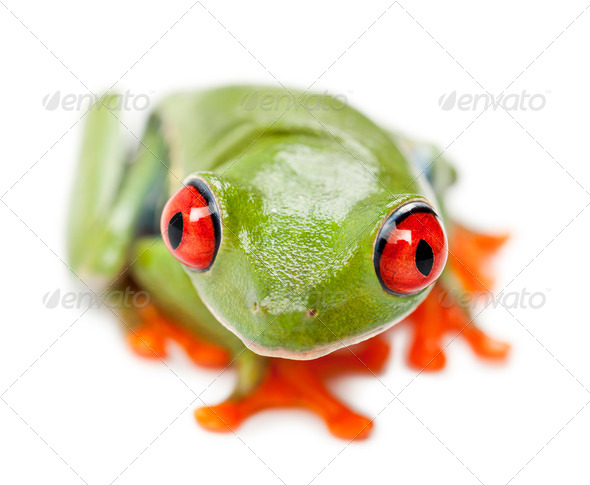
[464, 327, 511, 360]
[195, 404, 241, 432]
[327, 412, 373, 440]
[408, 340, 446, 371]
[185, 344, 231, 368]
[126, 328, 166, 359]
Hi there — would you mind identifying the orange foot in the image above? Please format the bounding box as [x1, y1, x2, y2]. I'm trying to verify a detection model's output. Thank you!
[406, 285, 510, 370]
[126, 303, 231, 368]
[195, 335, 390, 440]
[406, 223, 510, 371]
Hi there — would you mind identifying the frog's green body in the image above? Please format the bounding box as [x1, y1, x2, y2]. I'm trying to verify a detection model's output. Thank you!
[68, 86, 506, 439]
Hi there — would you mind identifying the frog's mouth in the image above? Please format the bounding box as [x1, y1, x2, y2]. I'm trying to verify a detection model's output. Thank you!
[245, 319, 405, 360]
[199, 295, 416, 360]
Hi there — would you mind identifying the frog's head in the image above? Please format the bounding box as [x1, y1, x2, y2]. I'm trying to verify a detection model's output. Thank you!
[160, 172, 447, 360]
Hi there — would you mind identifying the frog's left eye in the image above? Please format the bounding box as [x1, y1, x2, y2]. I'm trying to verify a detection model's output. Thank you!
[374, 200, 447, 296]
[160, 180, 221, 271]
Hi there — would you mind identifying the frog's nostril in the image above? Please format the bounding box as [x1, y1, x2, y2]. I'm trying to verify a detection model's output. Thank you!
[252, 301, 270, 314]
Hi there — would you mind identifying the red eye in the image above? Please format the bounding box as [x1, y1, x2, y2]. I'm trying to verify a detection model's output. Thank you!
[160, 180, 221, 271]
[374, 201, 447, 295]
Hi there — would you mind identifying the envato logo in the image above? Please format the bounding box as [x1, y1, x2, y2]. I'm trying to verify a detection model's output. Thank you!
[240, 90, 348, 112]
[439, 288, 547, 310]
[438, 90, 547, 112]
[42, 287, 150, 310]
[42, 90, 151, 112]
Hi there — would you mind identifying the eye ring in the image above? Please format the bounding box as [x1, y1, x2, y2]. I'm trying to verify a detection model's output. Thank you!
[160, 178, 221, 272]
[373, 200, 447, 296]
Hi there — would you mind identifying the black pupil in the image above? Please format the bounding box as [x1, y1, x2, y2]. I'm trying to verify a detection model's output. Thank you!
[415, 239, 434, 277]
[168, 211, 183, 250]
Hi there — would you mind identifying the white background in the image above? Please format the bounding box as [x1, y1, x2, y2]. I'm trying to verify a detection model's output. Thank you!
[1, 1, 589, 484]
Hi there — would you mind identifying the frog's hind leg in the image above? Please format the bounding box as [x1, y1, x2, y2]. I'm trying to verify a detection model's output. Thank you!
[195, 335, 390, 440]
[405, 223, 510, 370]
[67, 96, 169, 290]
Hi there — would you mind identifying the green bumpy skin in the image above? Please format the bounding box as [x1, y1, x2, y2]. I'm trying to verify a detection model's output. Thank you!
[68, 86, 443, 360]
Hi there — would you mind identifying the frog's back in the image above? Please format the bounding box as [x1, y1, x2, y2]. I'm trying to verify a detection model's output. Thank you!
[153, 86, 422, 197]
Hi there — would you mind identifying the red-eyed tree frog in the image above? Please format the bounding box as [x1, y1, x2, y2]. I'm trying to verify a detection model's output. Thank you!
[68, 86, 509, 440]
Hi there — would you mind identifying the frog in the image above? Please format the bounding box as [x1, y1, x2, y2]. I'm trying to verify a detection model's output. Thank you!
[67, 86, 509, 440]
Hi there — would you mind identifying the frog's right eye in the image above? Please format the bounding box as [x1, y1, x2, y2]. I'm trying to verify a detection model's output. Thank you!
[160, 180, 221, 271]
[373, 200, 447, 296]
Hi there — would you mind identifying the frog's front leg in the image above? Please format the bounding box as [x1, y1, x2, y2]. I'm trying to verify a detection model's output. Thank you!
[195, 335, 390, 440]
[125, 302, 232, 368]
[405, 222, 510, 370]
